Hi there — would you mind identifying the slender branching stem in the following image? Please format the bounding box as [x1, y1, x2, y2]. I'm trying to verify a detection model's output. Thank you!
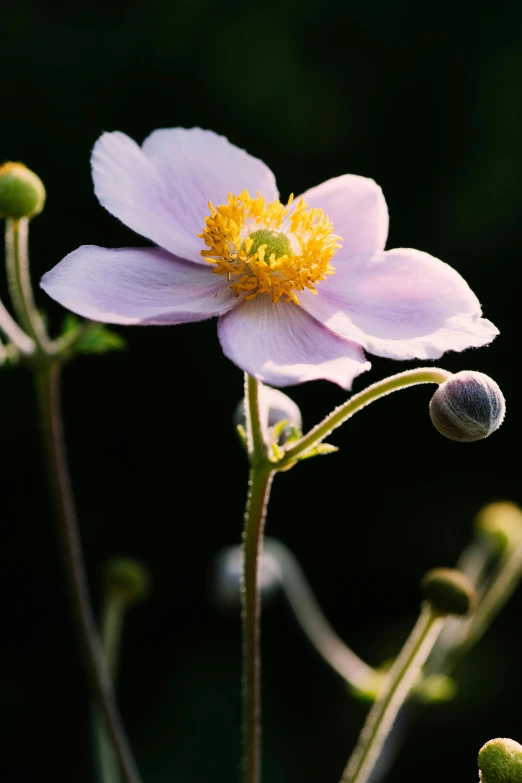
[340, 606, 444, 783]
[35, 362, 141, 783]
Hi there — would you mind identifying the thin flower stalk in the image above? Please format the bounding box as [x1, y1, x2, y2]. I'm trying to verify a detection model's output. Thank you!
[278, 368, 451, 466]
[340, 606, 444, 783]
[264, 539, 376, 690]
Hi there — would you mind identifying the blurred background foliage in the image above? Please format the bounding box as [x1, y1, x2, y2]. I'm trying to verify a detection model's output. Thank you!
[1, 0, 521, 781]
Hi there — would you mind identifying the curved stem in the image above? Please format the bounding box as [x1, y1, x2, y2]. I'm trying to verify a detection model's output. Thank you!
[5, 217, 53, 353]
[35, 362, 141, 783]
[340, 606, 443, 783]
[0, 295, 35, 354]
[94, 594, 127, 783]
[279, 368, 450, 467]
[264, 539, 376, 690]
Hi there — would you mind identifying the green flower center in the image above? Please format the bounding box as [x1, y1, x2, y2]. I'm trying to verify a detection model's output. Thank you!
[245, 229, 293, 263]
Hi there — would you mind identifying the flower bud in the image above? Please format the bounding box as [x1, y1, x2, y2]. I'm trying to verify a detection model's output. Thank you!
[104, 557, 151, 603]
[478, 738, 522, 783]
[421, 567, 477, 616]
[234, 383, 302, 444]
[0, 162, 46, 219]
[429, 371, 505, 442]
[475, 501, 522, 554]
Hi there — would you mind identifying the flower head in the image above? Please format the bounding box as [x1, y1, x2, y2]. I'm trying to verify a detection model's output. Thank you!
[41, 128, 498, 388]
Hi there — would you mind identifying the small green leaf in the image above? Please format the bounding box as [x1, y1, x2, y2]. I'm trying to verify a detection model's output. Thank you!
[297, 442, 339, 461]
[59, 317, 126, 357]
[236, 424, 248, 450]
[270, 418, 289, 440]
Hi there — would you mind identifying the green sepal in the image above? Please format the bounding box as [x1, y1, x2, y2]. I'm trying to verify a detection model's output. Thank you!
[0, 343, 21, 368]
[270, 418, 289, 440]
[236, 424, 248, 450]
[297, 442, 339, 461]
[59, 315, 126, 357]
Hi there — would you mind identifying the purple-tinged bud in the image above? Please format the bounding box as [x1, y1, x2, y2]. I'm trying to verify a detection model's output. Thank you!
[429, 371, 505, 442]
[478, 738, 522, 783]
[234, 383, 302, 444]
[0, 162, 46, 219]
[421, 567, 477, 616]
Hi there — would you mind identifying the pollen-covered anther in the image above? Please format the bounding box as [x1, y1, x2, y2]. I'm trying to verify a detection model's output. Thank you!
[198, 189, 340, 304]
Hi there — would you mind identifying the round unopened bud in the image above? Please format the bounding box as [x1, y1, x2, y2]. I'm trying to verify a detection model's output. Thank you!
[429, 371, 505, 442]
[0, 162, 46, 219]
[475, 502, 522, 554]
[421, 567, 477, 616]
[104, 557, 151, 603]
[234, 383, 302, 444]
[478, 738, 522, 783]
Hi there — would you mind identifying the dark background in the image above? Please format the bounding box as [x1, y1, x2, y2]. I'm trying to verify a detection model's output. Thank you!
[1, 1, 521, 781]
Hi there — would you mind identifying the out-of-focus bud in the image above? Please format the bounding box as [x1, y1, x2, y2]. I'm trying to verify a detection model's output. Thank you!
[415, 673, 457, 704]
[421, 567, 477, 616]
[233, 383, 302, 444]
[0, 162, 46, 219]
[104, 557, 151, 604]
[429, 371, 505, 442]
[211, 544, 281, 612]
[475, 501, 522, 554]
[478, 738, 522, 783]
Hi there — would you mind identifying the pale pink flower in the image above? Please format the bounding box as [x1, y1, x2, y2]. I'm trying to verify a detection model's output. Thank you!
[41, 128, 497, 388]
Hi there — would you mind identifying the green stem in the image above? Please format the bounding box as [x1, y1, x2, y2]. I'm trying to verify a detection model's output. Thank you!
[242, 373, 273, 783]
[35, 362, 141, 783]
[340, 606, 444, 783]
[245, 373, 266, 465]
[242, 465, 274, 783]
[94, 594, 126, 783]
[5, 217, 53, 353]
[102, 595, 126, 682]
[279, 368, 450, 467]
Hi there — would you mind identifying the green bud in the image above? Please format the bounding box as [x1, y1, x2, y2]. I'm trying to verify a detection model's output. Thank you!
[478, 738, 522, 783]
[475, 502, 522, 554]
[421, 567, 477, 616]
[415, 673, 457, 703]
[104, 557, 151, 603]
[0, 162, 46, 219]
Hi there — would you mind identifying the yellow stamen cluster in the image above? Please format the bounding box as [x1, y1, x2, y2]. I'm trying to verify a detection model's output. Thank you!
[198, 190, 340, 304]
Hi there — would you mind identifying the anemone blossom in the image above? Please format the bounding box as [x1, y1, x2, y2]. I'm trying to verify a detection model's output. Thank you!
[41, 128, 498, 388]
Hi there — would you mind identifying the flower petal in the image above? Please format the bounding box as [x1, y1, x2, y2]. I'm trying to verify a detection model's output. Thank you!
[299, 248, 499, 360]
[41, 245, 238, 325]
[217, 296, 371, 389]
[92, 129, 278, 263]
[300, 174, 388, 257]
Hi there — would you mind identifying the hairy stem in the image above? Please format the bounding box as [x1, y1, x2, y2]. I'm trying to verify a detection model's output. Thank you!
[279, 368, 450, 466]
